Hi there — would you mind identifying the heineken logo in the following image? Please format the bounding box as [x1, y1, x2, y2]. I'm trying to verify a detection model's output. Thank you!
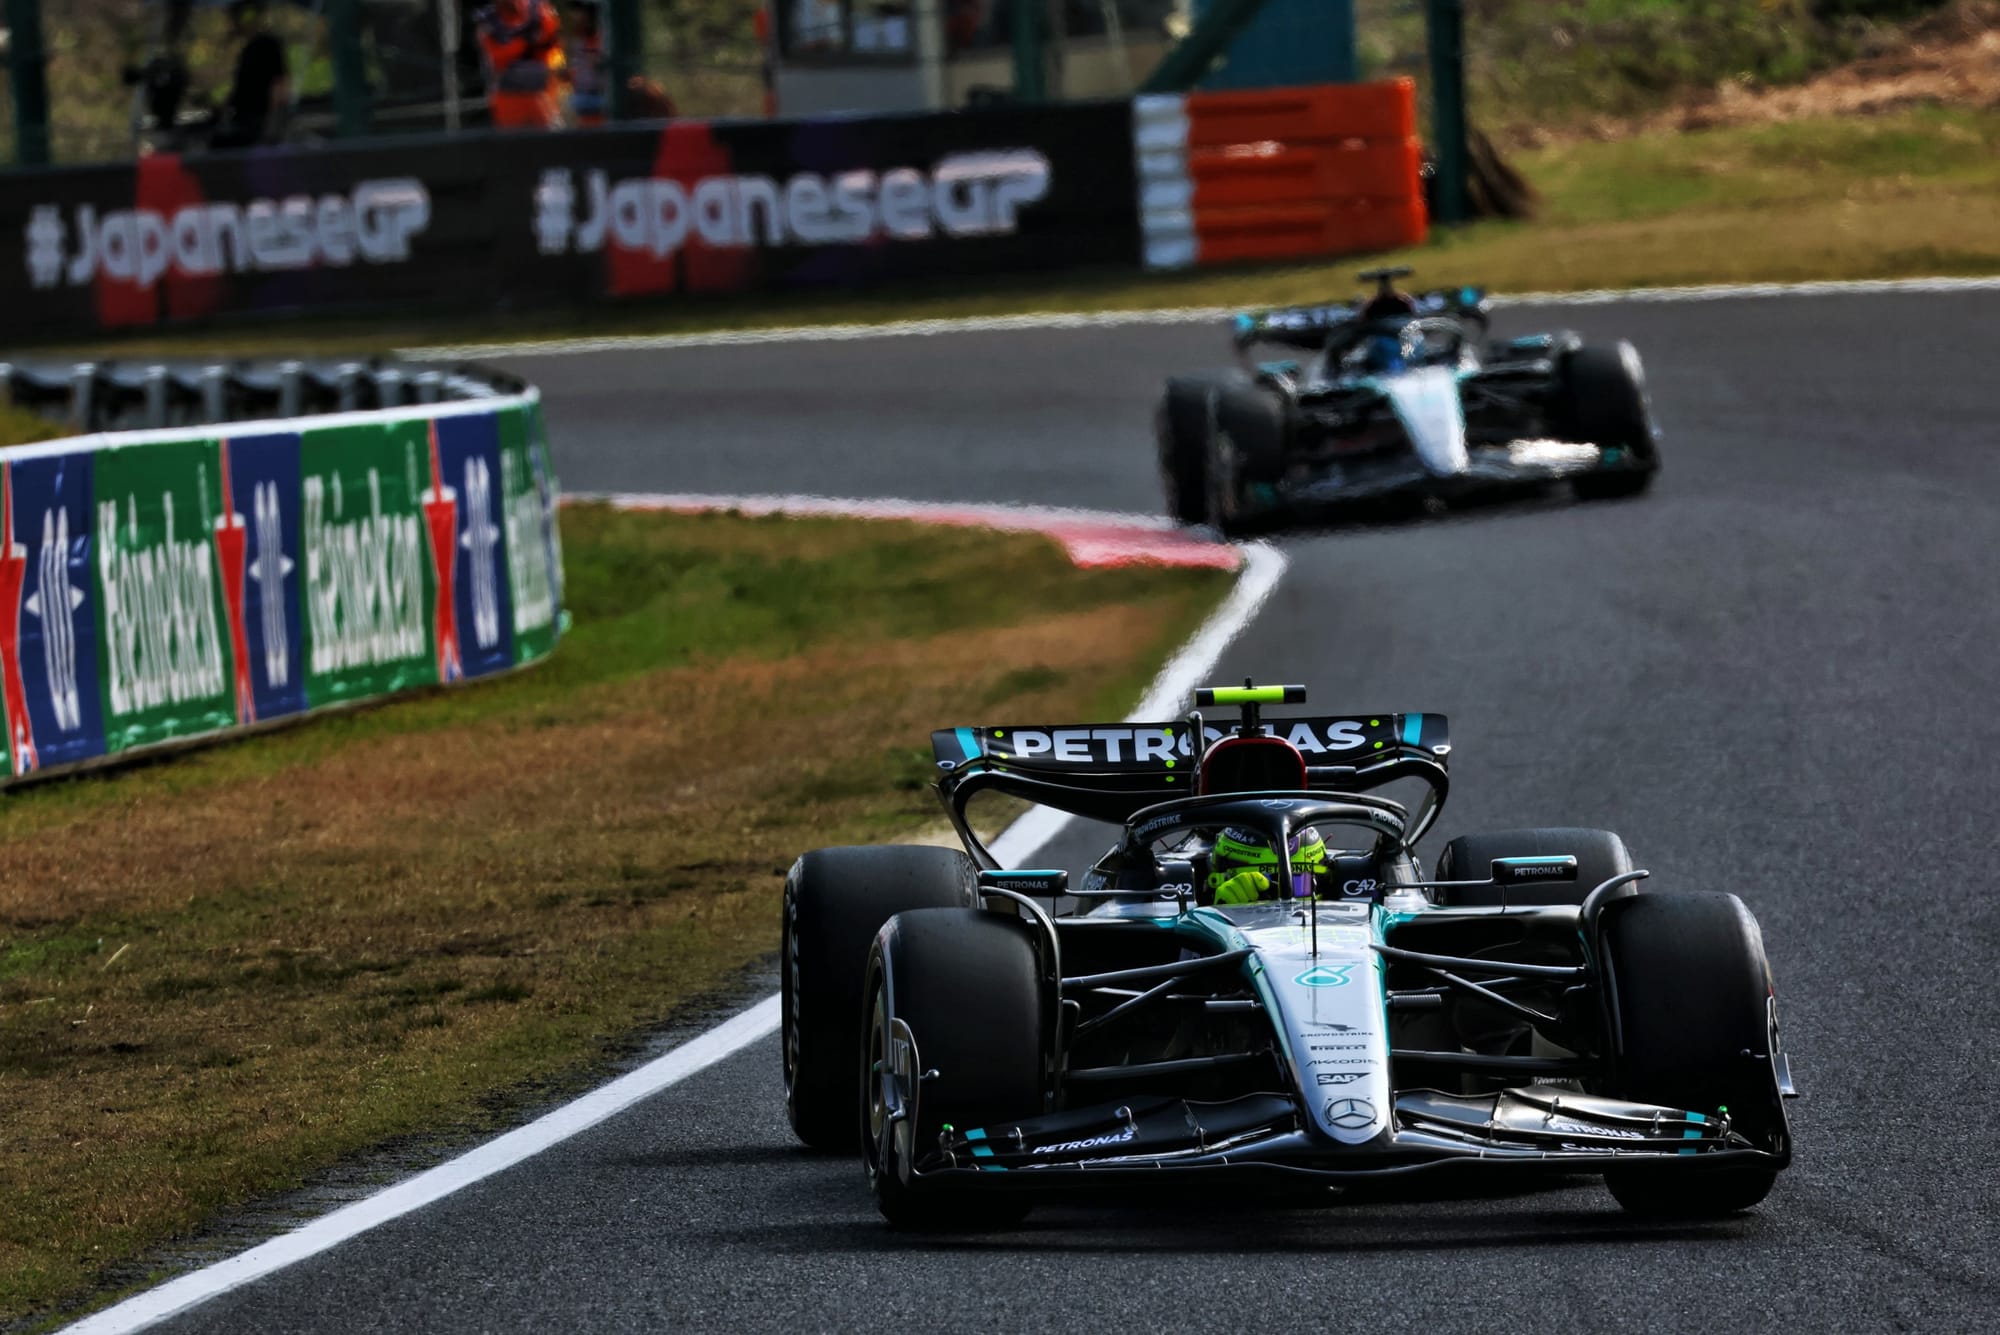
[97, 489, 226, 718]
[503, 448, 555, 635]
[303, 466, 427, 675]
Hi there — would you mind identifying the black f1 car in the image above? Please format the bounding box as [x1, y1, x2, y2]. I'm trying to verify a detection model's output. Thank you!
[1156, 269, 1663, 532]
[782, 682, 1794, 1228]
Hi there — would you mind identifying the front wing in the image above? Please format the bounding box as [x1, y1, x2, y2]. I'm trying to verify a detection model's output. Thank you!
[920, 1087, 1781, 1191]
[1279, 439, 1621, 508]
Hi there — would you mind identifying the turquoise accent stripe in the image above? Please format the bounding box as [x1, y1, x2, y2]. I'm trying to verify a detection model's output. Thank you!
[1681, 1110, 1706, 1155]
[1401, 713, 1423, 746]
[971, 1146, 994, 1158]
[965, 1127, 987, 1141]
[955, 727, 981, 761]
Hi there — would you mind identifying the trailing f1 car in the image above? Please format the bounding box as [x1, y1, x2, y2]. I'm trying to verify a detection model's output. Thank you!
[1156, 268, 1662, 532]
[782, 683, 1794, 1229]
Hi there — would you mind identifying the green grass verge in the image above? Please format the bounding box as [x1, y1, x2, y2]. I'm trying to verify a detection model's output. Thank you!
[0, 504, 1231, 1326]
[0, 404, 70, 449]
[19, 105, 1995, 365]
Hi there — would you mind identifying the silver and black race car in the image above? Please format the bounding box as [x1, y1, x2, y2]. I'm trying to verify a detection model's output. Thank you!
[1156, 269, 1662, 532]
[781, 683, 1795, 1229]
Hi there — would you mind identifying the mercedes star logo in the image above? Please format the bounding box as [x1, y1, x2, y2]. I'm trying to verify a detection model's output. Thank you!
[1324, 1097, 1376, 1130]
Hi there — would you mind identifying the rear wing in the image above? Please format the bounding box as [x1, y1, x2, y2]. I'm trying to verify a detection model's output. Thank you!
[932, 714, 1450, 867]
[934, 713, 1447, 773]
[1232, 288, 1489, 351]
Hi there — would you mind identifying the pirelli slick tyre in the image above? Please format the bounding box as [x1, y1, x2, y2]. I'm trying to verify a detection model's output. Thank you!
[782, 846, 977, 1151]
[864, 908, 1044, 1231]
[1212, 381, 1291, 486]
[1158, 374, 1240, 525]
[1555, 341, 1659, 501]
[1433, 827, 1633, 907]
[1597, 890, 1784, 1217]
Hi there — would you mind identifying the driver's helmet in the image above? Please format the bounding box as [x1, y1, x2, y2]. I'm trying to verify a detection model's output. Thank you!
[1362, 332, 1407, 374]
[1207, 825, 1329, 902]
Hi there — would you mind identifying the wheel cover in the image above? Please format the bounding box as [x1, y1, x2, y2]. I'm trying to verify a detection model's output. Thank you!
[1206, 431, 1239, 530]
[865, 983, 916, 1189]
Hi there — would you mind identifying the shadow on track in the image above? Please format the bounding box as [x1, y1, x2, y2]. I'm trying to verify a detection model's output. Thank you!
[1195, 480, 1651, 545]
[732, 1203, 1757, 1258]
[709, 1151, 1764, 1257]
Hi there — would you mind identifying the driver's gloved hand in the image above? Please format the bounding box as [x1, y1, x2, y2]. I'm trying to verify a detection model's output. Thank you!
[1212, 869, 1270, 905]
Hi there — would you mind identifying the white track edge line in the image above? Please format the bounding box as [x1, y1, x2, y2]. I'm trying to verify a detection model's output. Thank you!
[60, 996, 783, 1335]
[403, 275, 2000, 359]
[61, 529, 1289, 1335]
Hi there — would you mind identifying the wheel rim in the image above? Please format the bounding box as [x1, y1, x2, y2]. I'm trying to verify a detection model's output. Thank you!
[864, 983, 891, 1185]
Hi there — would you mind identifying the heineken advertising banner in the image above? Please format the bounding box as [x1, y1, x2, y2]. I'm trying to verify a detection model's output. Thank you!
[0, 394, 564, 783]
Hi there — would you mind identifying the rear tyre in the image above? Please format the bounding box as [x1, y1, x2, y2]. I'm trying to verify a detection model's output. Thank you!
[1597, 890, 1784, 1217]
[1433, 827, 1632, 907]
[865, 908, 1045, 1230]
[1554, 341, 1659, 500]
[1158, 374, 1240, 525]
[782, 846, 976, 1150]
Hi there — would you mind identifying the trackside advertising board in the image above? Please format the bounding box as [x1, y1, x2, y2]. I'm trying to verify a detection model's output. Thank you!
[0, 395, 564, 784]
[1, 102, 1139, 339]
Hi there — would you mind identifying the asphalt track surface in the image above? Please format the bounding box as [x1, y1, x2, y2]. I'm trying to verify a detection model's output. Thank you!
[162, 292, 1999, 1333]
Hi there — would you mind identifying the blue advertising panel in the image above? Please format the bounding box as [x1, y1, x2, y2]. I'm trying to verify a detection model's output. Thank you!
[218, 431, 306, 723]
[0, 450, 107, 775]
[432, 411, 515, 679]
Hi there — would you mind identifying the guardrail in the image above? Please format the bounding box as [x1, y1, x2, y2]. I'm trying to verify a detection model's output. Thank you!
[0, 361, 565, 786]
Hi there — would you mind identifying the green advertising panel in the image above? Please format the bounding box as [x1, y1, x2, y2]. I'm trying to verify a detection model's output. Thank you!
[298, 417, 441, 706]
[497, 402, 562, 666]
[93, 436, 236, 752]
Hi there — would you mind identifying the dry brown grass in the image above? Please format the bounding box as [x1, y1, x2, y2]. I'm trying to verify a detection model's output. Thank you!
[0, 504, 1228, 1322]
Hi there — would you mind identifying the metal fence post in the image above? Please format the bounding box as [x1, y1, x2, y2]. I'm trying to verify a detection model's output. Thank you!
[1138, 0, 1269, 94]
[1012, 0, 1045, 101]
[5, 0, 52, 165]
[1329, 0, 1357, 83]
[328, 0, 371, 137]
[1426, 0, 1467, 225]
[606, 0, 643, 120]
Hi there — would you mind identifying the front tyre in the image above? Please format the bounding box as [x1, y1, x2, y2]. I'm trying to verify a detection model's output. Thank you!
[1596, 890, 1786, 1217]
[864, 908, 1045, 1230]
[1158, 374, 1239, 525]
[1433, 827, 1633, 908]
[782, 846, 977, 1150]
[1555, 341, 1660, 501]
